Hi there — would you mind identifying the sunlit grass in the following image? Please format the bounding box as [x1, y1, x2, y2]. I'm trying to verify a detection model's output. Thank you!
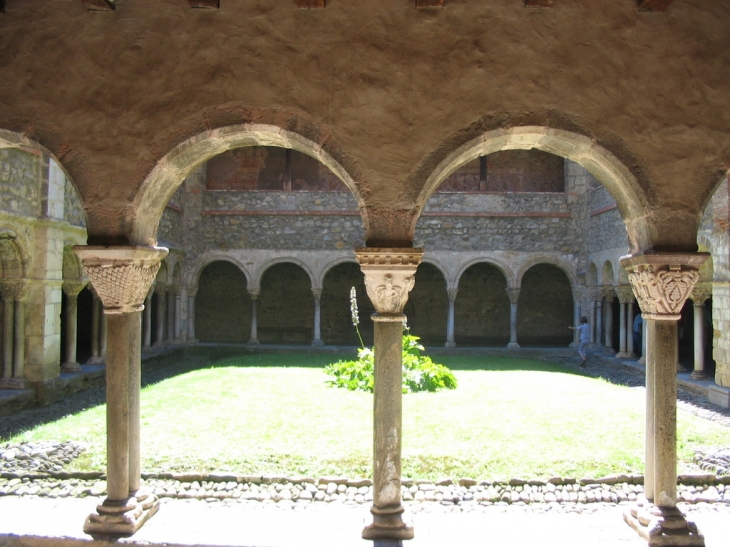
[6, 354, 729, 480]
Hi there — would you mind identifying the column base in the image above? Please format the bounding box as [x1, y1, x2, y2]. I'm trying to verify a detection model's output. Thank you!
[362, 505, 414, 541]
[84, 491, 159, 538]
[689, 370, 709, 381]
[311, 339, 324, 347]
[0, 377, 30, 390]
[624, 504, 704, 546]
[507, 342, 520, 349]
[247, 339, 260, 347]
[61, 362, 82, 372]
[444, 341, 456, 348]
[638, 356, 646, 365]
[616, 352, 634, 359]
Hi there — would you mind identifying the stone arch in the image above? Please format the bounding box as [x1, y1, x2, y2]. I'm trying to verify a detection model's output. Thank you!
[155, 261, 169, 285]
[255, 257, 315, 293]
[195, 260, 251, 343]
[420, 257, 452, 290]
[0, 227, 29, 279]
[618, 266, 630, 286]
[413, 125, 651, 254]
[172, 262, 182, 286]
[455, 257, 514, 289]
[516, 256, 578, 288]
[586, 262, 599, 287]
[601, 261, 616, 287]
[129, 122, 366, 246]
[319, 256, 359, 291]
[189, 254, 253, 290]
[62, 246, 84, 281]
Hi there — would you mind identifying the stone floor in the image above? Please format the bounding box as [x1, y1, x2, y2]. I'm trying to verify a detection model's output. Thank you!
[1, 345, 729, 546]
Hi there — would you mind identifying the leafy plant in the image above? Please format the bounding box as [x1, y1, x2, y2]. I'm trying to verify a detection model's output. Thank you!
[324, 288, 457, 393]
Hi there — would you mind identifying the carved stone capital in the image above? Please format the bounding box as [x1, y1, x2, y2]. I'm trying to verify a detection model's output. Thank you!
[447, 288, 458, 302]
[691, 282, 712, 306]
[615, 286, 635, 304]
[248, 289, 260, 300]
[506, 288, 521, 304]
[74, 246, 169, 315]
[62, 280, 88, 298]
[571, 285, 585, 301]
[356, 248, 423, 314]
[311, 288, 322, 300]
[601, 286, 615, 302]
[620, 253, 709, 320]
[154, 283, 169, 295]
[0, 281, 30, 301]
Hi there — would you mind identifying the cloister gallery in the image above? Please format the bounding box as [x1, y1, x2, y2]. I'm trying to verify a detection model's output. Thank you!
[1, 1, 729, 545]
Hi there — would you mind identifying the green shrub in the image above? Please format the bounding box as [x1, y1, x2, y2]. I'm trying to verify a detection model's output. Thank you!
[324, 332, 457, 394]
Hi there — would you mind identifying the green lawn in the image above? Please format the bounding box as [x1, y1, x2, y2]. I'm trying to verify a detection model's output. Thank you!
[6, 354, 730, 480]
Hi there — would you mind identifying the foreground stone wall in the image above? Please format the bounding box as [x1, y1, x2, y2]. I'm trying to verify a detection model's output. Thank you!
[0, 149, 41, 218]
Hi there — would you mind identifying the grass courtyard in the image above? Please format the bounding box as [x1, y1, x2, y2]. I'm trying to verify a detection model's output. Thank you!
[5, 352, 730, 481]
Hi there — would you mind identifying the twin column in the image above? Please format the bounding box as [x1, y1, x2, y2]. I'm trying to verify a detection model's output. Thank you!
[74, 245, 168, 537]
[0, 281, 30, 389]
[621, 252, 707, 546]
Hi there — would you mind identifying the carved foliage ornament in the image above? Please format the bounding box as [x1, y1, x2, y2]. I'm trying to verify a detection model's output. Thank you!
[356, 248, 423, 315]
[621, 254, 707, 320]
[615, 286, 635, 304]
[74, 246, 169, 314]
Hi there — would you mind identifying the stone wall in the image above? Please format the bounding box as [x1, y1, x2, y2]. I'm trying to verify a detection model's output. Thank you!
[63, 178, 86, 227]
[258, 263, 314, 344]
[517, 264, 574, 346]
[0, 149, 41, 218]
[158, 207, 185, 249]
[454, 263, 510, 345]
[195, 261, 252, 343]
[202, 190, 358, 212]
[586, 185, 627, 255]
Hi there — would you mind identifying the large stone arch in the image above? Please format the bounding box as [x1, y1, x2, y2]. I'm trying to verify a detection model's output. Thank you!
[254, 257, 315, 293]
[129, 122, 366, 247]
[455, 256, 514, 289]
[189, 254, 253, 289]
[515, 255, 578, 288]
[0, 226, 30, 279]
[601, 260, 616, 287]
[319, 256, 359, 291]
[413, 125, 652, 254]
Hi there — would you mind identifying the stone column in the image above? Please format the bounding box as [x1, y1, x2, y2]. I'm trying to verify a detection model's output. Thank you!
[690, 283, 712, 381]
[589, 300, 597, 344]
[174, 290, 182, 342]
[445, 288, 457, 348]
[311, 288, 324, 347]
[506, 288, 520, 348]
[638, 317, 647, 366]
[75, 245, 167, 538]
[10, 282, 30, 388]
[570, 286, 582, 348]
[61, 281, 88, 372]
[357, 247, 422, 541]
[142, 290, 153, 351]
[88, 292, 102, 364]
[248, 289, 260, 346]
[621, 252, 707, 547]
[627, 300, 636, 358]
[603, 290, 615, 354]
[1, 283, 15, 382]
[615, 287, 634, 358]
[595, 299, 603, 348]
[100, 312, 108, 362]
[154, 286, 166, 347]
[187, 288, 197, 343]
[166, 286, 176, 343]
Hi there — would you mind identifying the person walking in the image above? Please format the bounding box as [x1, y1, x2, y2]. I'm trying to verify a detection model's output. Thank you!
[569, 316, 591, 367]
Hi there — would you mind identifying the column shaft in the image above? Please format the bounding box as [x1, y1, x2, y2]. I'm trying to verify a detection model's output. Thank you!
[155, 292, 165, 345]
[249, 297, 259, 345]
[596, 300, 603, 347]
[508, 301, 519, 348]
[174, 293, 182, 341]
[573, 301, 581, 345]
[187, 295, 196, 341]
[604, 299, 614, 352]
[90, 295, 101, 362]
[13, 299, 25, 378]
[143, 293, 152, 349]
[644, 314, 655, 503]
[2, 297, 14, 378]
[692, 304, 707, 380]
[445, 297, 455, 348]
[166, 291, 175, 342]
[64, 294, 79, 365]
[105, 313, 131, 501]
[128, 311, 142, 494]
[312, 292, 323, 347]
[100, 313, 108, 360]
[590, 301, 597, 344]
[618, 302, 627, 355]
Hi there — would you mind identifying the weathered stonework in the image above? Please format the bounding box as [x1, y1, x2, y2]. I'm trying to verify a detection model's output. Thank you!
[0, 149, 41, 218]
[356, 248, 423, 314]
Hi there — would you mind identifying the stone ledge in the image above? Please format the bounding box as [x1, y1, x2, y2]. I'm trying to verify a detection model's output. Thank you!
[707, 385, 730, 408]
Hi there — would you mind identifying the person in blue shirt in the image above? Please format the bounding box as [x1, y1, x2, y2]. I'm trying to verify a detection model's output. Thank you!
[569, 316, 591, 367]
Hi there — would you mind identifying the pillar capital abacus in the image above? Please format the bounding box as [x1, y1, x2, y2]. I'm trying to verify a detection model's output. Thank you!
[0, 281, 30, 302]
[620, 253, 709, 320]
[62, 280, 88, 297]
[356, 248, 423, 314]
[74, 246, 169, 315]
[615, 285, 635, 304]
[311, 288, 322, 300]
[447, 288, 458, 302]
[601, 286, 615, 301]
[248, 289, 260, 300]
[505, 287, 521, 304]
[690, 282, 712, 306]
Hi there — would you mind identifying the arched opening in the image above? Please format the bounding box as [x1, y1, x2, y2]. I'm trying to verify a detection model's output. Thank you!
[405, 263, 448, 347]
[258, 263, 313, 345]
[518, 264, 573, 347]
[454, 263, 509, 346]
[195, 261, 251, 343]
[321, 262, 371, 346]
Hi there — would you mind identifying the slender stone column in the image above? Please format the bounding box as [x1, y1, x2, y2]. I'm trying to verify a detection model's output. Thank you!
[621, 252, 708, 547]
[570, 286, 583, 348]
[75, 245, 167, 538]
[357, 247, 422, 541]
[603, 290, 615, 353]
[62, 281, 88, 372]
[167, 286, 176, 343]
[12, 283, 29, 385]
[506, 288, 520, 348]
[589, 300, 597, 344]
[639, 317, 647, 366]
[248, 289, 260, 346]
[174, 290, 182, 342]
[615, 287, 634, 358]
[89, 292, 101, 364]
[595, 299, 603, 348]
[154, 286, 166, 347]
[142, 290, 153, 350]
[690, 284, 712, 381]
[627, 300, 636, 358]
[100, 313, 108, 361]
[445, 288, 457, 348]
[311, 288, 324, 347]
[1, 284, 15, 381]
[187, 289, 197, 343]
